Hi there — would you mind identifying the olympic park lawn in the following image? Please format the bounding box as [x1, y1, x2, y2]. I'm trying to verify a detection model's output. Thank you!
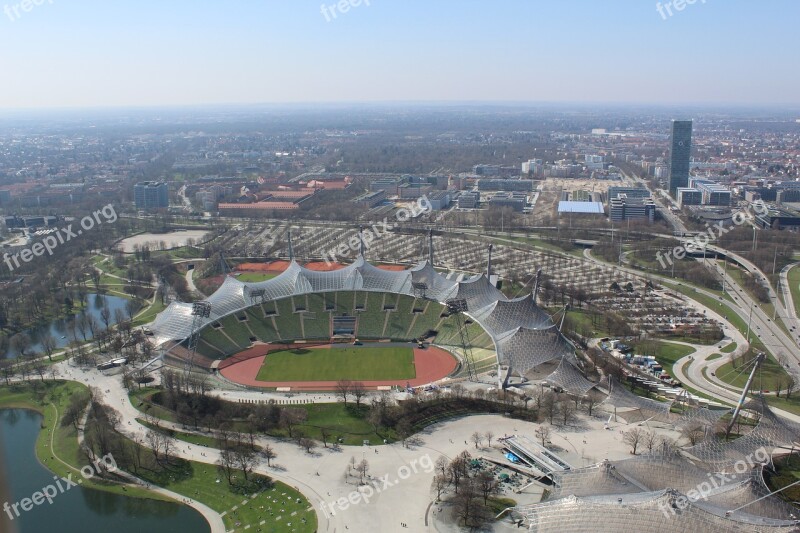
[256, 345, 416, 382]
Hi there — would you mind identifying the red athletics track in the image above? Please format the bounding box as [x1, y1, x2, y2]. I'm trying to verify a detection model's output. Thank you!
[218, 344, 458, 390]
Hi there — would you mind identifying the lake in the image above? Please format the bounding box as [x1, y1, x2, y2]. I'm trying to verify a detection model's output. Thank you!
[7, 293, 133, 359]
[0, 408, 210, 533]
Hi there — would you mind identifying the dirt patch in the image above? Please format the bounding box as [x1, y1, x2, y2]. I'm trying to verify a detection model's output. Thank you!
[303, 261, 345, 271]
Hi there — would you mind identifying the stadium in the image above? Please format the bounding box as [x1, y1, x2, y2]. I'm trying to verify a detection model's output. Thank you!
[146, 236, 800, 531]
[149, 237, 582, 393]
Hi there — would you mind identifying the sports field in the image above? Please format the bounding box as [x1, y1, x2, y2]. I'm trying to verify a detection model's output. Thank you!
[256, 346, 416, 382]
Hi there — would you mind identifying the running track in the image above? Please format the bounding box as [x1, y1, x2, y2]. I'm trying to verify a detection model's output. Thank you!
[219, 344, 458, 390]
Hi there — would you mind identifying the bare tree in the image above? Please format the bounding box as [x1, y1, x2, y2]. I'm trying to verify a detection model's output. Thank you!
[0, 360, 15, 385]
[434, 473, 449, 500]
[471, 431, 483, 449]
[351, 381, 368, 406]
[232, 446, 257, 481]
[298, 437, 317, 454]
[217, 448, 236, 484]
[681, 422, 709, 445]
[280, 408, 307, 438]
[644, 431, 660, 453]
[535, 424, 551, 447]
[623, 428, 644, 455]
[559, 397, 577, 426]
[261, 443, 277, 466]
[354, 459, 370, 484]
[541, 391, 559, 424]
[484, 431, 494, 447]
[40, 332, 57, 361]
[476, 469, 501, 505]
[336, 379, 353, 405]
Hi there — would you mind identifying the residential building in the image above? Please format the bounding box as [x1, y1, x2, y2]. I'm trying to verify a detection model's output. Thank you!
[134, 181, 169, 209]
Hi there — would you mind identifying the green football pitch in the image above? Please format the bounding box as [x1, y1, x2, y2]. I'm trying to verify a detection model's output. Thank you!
[256, 346, 416, 382]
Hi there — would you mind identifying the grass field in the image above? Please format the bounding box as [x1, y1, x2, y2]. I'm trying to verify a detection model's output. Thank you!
[235, 272, 278, 282]
[720, 342, 737, 353]
[789, 265, 800, 320]
[256, 346, 416, 382]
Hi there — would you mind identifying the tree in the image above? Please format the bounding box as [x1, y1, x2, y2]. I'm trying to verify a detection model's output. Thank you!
[9, 333, 31, 357]
[217, 448, 236, 484]
[351, 381, 368, 406]
[320, 427, 331, 448]
[62, 395, 86, 430]
[644, 431, 660, 454]
[354, 459, 369, 484]
[280, 408, 307, 438]
[32, 359, 47, 381]
[298, 437, 317, 454]
[452, 477, 489, 528]
[100, 305, 112, 330]
[623, 428, 644, 455]
[448, 451, 471, 494]
[471, 431, 483, 449]
[541, 391, 558, 424]
[232, 446, 257, 481]
[682, 422, 708, 445]
[434, 473, 449, 500]
[559, 397, 577, 426]
[0, 360, 15, 385]
[583, 394, 598, 416]
[262, 443, 277, 466]
[435, 456, 449, 480]
[535, 424, 551, 447]
[396, 418, 413, 447]
[40, 332, 57, 361]
[336, 379, 353, 405]
[484, 431, 494, 447]
[476, 469, 501, 505]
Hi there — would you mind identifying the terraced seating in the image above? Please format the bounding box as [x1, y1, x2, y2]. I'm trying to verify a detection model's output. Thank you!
[245, 309, 281, 343]
[406, 301, 446, 339]
[273, 297, 303, 340]
[365, 291, 384, 313]
[196, 323, 240, 358]
[332, 291, 356, 315]
[217, 315, 254, 348]
[294, 293, 329, 339]
[384, 295, 416, 339]
[356, 306, 386, 338]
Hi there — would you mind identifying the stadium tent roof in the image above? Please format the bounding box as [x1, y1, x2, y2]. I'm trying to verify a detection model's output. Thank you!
[148, 255, 582, 380]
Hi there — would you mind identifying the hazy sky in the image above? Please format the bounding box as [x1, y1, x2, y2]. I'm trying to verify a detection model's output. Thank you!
[0, 0, 798, 109]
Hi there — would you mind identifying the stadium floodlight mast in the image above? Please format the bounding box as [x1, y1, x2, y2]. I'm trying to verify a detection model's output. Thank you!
[412, 281, 428, 299]
[446, 298, 478, 382]
[248, 287, 266, 305]
[184, 301, 212, 378]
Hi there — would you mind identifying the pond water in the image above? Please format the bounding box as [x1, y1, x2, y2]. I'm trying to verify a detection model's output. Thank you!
[0, 408, 210, 533]
[8, 293, 132, 359]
